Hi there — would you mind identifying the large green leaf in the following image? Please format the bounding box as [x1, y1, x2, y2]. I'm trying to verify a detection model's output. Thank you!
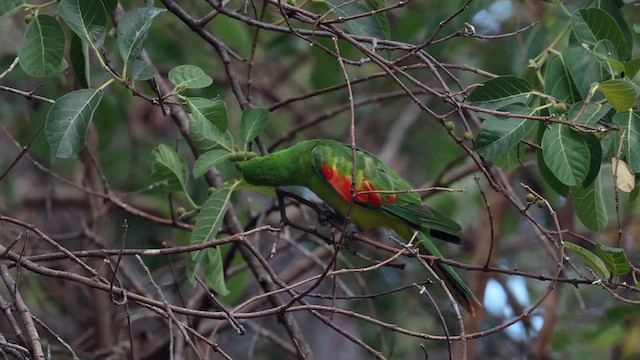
[190, 185, 235, 296]
[202, 247, 229, 296]
[169, 65, 213, 90]
[45, 89, 103, 158]
[0, 0, 24, 22]
[326, 0, 390, 40]
[571, 8, 628, 61]
[240, 107, 269, 149]
[592, 40, 625, 76]
[189, 114, 234, 152]
[209, 13, 251, 58]
[564, 242, 610, 278]
[492, 145, 525, 172]
[625, 58, 640, 80]
[541, 124, 590, 186]
[18, 15, 66, 77]
[573, 174, 607, 231]
[193, 149, 232, 178]
[364, 0, 390, 39]
[582, 133, 602, 188]
[564, 45, 603, 99]
[128, 59, 157, 81]
[101, 0, 117, 13]
[185, 97, 227, 132]
[475, 105, 536, 159]
[117, 7, 165, 65]
[58, 0, 107, 49]
[597, 79, 637, 112]
[598, 0, 633, 59]
[151, 144, 189, 193]
[567, 102, 611, 126]
[69, 33, 89, 88]
[545, 55, 581, 103]
[613, 111, 640, 172]
[537, 124, 568, 196]
[596, 243, 631, 276]
[468, 76, 532, 110]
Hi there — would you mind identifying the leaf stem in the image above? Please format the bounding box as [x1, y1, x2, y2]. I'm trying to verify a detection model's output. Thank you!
[97, 78, 115, 91]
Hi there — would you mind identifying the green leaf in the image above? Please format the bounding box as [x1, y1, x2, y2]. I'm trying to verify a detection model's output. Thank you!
[0, 0, 24, 22]
[189, 114, 234, 152]
[573, 174, 607, 231]
[625, 58, 640, 80]
[202, 247, 229, 296]
[567, 102, 611, 126]
[597, 79, 637, 112]
[209, 13, 251, 58]
[492, 145, 524, 172]
[101, 0, 117, 13]
[117, 7, 165, 65]
[363, 0, 390, 39]
[128, 59, 156, 81]
[564, 45, 603, 99]
[598, 1, 633, 59]
[326, 0, 390, 40]
[240, 107, 269, 149]
[18, 15, 66, 77]
[191, 185, 233, 246]
[593, 39, 625, 76]
[57, 0, 107, 49]
[190, 185, 235, 295]
[185, 97, 227, 132]
[564, 242, 610, 278]
[571, 8, 628, 61]
[193, 149, 232, 178]
[468, 76, 532, 110]
[545, 55, 581, 103]
[168, 65, 213, 90]
[45, 89, 103, 158]
[541, 124, 590, 186]
[69, 33, 89, 88]
[151, 144, 189, 193]
[475, 105, 536, 159]
[582, 133, 602, 188]
[613, 111, 640, 172]
[596, 243, 631, 276]
[537, 123, 567, 195]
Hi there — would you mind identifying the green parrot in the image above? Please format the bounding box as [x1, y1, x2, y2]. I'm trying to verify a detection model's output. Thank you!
[238, 139, 480, 315]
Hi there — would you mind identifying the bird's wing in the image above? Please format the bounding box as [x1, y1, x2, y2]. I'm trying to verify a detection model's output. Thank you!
[311, 141, 461, 243]
[311, 142, 421, 207]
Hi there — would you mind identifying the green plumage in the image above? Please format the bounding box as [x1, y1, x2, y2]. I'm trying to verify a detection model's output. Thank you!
[239, 139, 480, 315]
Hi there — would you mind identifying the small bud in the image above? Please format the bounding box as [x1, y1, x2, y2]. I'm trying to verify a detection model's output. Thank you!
[525, 193, 535, 203]
[444, 121, 455, 130]
[207, 187, 217, 195]
[536, 200, 545, 208]
[176, 207, 186, 216]
[24, 14, 33, 24]
[463, 131, 474, 141]
[554, 102, 567, 115]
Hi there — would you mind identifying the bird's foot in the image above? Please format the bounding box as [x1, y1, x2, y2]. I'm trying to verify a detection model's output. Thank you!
[318, 208, 344, 227]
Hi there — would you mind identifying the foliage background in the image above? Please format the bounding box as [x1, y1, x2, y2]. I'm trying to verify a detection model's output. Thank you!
[1, 0, 640, 359]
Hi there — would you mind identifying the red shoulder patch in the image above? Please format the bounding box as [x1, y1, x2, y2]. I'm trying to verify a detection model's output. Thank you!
[322, 162, 351, 202]
[361, 179, 381, 206]
[321, 162, 389, 207]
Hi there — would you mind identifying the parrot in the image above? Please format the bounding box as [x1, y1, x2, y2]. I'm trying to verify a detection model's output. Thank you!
[238, 139, 480, 315]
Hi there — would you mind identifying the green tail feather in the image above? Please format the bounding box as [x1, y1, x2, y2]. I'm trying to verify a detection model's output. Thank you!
[416, 231, 481, 316]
